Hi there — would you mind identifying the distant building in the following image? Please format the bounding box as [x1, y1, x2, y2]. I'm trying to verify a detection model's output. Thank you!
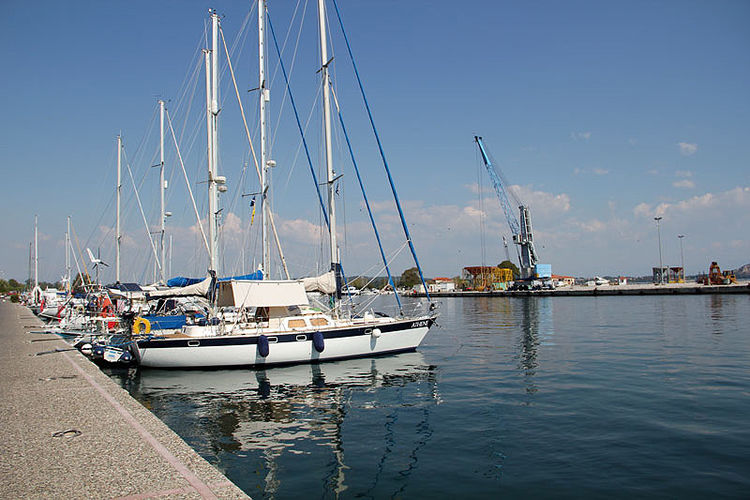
[429, 277, 455, 293]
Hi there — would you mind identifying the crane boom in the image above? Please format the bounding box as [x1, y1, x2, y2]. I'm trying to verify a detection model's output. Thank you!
[475, 136, 520, 236]
[474, 136, 539, 279]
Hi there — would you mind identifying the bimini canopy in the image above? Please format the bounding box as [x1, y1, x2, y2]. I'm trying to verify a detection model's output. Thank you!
[148, 275, 212, 299]
[217, 280, 309, 308]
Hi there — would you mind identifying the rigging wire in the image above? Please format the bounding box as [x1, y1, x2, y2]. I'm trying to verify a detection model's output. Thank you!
[330, 0, 431, 301]
[329, 85, 402, 311]
[122, 148, 162, 275]
[267, 11, 329, 227]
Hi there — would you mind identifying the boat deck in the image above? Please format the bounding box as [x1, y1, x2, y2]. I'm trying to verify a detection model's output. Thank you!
[0, 301, 248, 499]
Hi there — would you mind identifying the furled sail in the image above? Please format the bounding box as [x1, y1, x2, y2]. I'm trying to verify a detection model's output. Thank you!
[302, 271, 337, 294]
[148, 275, 212, 298]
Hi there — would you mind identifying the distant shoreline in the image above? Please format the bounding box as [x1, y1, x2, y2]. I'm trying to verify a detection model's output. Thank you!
[414, 282, 750, 298]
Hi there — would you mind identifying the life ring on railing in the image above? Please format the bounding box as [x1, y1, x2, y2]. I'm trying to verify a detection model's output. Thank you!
[133, 317, 151, 335]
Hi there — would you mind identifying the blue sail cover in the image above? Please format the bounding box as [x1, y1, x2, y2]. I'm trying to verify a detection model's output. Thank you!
[218, 270, 263, 282]
[167, 271, 263, 288]
[166, 276, 203, 287]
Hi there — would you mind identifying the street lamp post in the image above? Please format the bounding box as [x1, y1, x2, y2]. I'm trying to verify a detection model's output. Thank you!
[678, 234, 685, 282]
[654, 217, 664, 284]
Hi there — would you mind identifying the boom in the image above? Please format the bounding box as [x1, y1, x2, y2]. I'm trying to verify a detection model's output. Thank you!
[474, 136, 539, 279]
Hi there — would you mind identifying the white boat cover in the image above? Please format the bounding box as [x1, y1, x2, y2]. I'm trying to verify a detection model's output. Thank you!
[217, 280, 310, 308]
[147, 276, 212, 298]
[301, 271, 337, 294]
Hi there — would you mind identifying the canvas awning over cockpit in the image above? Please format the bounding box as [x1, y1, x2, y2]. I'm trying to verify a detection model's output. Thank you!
[216, 280, 310, 308]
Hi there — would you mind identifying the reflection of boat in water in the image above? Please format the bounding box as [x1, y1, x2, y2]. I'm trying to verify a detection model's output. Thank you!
[130, 351, 435, 397]
[110, 352, 439, 497]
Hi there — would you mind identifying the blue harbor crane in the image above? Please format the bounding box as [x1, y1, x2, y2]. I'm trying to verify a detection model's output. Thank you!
[474, 136, 548, 281]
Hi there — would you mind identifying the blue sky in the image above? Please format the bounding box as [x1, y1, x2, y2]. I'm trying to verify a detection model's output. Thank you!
[1, 0, 748, 283]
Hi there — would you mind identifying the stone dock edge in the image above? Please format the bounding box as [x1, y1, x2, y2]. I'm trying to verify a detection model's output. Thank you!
[0, 301, 249, 500]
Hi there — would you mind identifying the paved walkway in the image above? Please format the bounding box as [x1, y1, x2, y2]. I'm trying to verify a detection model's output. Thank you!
[0, 301, 249, 499]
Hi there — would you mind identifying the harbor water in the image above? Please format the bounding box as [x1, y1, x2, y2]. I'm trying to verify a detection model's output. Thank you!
[105, 294, 750, 498]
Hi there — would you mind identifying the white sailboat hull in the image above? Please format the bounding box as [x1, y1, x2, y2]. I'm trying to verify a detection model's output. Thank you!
[133, 317, 433, 369]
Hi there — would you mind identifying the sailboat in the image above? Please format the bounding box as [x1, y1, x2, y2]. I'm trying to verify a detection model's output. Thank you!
[131, 3, 437, 369]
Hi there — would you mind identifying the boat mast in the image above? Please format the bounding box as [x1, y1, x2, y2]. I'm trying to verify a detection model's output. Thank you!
[210, 10, 220, 274]
[317, 0, 340, 297]
[116, 134, 122, 283]
[204, 10, 221, 274]
[159, 99, 166, 283]
[34, 214, 38, 290]
[258, 0, 270, 278]
[204, 48, 214, 272]
[66, 216, 71, 292]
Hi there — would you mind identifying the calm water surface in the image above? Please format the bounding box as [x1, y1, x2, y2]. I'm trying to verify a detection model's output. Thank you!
[106, 295, 750, 498]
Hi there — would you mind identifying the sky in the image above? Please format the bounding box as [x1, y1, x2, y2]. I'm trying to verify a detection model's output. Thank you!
[1, 0, 749, 284]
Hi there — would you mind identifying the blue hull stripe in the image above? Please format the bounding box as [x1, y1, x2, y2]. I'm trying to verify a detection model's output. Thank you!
[137, 317, 434, 349]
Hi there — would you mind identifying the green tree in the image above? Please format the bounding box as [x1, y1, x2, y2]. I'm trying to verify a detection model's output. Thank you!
[399, 267, 421, 288]
[71, 273, 89, 294]
[349, 276, 368, 290]
[498, 260, 520, 280]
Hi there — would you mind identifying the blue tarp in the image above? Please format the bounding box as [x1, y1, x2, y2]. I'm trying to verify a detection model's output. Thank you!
[167, 270, 263, 288]
[141, 314, 203, 331]
[218, 270, 263, 282]
[166, 276, 203, 287]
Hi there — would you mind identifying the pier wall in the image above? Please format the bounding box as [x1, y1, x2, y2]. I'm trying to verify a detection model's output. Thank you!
[0, 301, 248, 499]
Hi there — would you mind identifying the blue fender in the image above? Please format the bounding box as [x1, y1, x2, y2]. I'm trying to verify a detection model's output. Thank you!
[257, 335, 270, 357]
[312, 331, 325, 353]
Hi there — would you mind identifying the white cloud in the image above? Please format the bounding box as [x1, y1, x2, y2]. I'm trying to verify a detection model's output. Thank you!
[575, 219, 607, 233]
[633, 187, 750, 220]
[593, 168, 609, 175]
[511, 185, 571, 215]
[675, 170, 693, 177]
[571, 131, 592, 141]
[678, 142, 698, 156]
[672, 179, 695, 189]
[280, 218, 324, 243]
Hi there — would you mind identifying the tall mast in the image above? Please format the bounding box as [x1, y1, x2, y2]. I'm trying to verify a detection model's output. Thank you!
[66, 216, 71, 292]
[258, 0, 270, 278]
[34, 214, 38, 289]
[159, 100, 166, 283]
[206, 10, 220, 273]
[169, 234, 173, 279]
[116, 134, 122, 282]
[317, 0, 339, 294]
[204, 48, 214, 272]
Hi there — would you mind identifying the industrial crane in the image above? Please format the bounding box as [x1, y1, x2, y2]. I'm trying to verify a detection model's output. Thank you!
[474, 136, 541, 280]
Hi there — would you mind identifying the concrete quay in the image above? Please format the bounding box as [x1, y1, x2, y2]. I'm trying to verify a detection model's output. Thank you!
[0, 301, 249, 500]
[416, 282, 750, 298]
